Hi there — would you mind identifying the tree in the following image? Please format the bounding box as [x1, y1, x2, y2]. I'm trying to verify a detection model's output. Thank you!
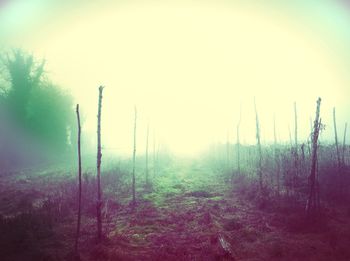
[26, 82, 74, 152]
[3, 49, 45, 125]
[0, 49, 75, 165]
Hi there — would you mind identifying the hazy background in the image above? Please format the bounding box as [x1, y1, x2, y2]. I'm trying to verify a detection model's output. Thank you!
[1, 0, 350, 156]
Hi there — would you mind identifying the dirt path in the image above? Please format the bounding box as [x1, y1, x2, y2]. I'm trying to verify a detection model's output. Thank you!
[80, 163, 270, 260]
[2, 162, 350, 260]
[86, 162, 350, 261]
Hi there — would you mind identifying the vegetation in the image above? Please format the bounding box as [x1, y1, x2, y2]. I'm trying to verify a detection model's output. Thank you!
[1, 51, 350, 260]
[0, 49, 76, 168]
[1, 142, 350, 260]
[1, 98, 349, 260]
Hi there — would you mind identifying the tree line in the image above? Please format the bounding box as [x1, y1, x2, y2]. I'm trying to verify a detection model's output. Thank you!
[0, 49, 76, 168]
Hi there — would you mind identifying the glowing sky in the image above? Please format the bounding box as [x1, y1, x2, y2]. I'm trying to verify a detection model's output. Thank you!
[1, 0, 350, 156]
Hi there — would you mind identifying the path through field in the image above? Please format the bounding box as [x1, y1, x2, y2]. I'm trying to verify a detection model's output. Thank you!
[1, 160, 350, 261]
[83, 160, 348, 261]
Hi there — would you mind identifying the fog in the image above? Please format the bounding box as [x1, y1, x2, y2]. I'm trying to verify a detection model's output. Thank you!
[1, 0, 350, 156]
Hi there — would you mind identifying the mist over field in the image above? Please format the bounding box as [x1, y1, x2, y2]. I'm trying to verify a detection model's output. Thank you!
[1, 0, 350, 156]
[1, 1, 350, 261]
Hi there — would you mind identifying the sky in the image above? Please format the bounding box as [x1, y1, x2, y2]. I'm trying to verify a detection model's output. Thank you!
[1, 0, 350, 156]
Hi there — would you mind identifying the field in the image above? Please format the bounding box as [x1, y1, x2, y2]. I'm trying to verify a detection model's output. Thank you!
[1, 152, 350, 261]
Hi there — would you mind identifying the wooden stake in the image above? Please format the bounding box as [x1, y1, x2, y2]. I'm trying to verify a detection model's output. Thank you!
[226, 130, 230, 173]
[333, 107, 341, 171]
[145, 123, 149, 186]
[288, 125, 293, 148]
[306, 98, 321, 216]
[294, 102, 299, 176]
[294, 102, 298, 151]
[153, 130, 156, 177]
[254, 98, 263, 191]
[74, 104, 82, 253]
[342, 123, 347, 166]
[132, 106, 137, 205]
[236, 104, 241, 177]
[274, 114, 280, 196]
[96, 86, 104, 241]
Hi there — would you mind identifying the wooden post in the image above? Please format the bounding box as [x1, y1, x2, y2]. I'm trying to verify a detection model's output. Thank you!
[294, 102, 298, 152]
[342, 123, 347, 166]
[132, 106, 137, 205]
[145, 123, 149, 186]
[274, 114, 280, 196]
[74, 104, 82, 253]
[294, 102, 299, 175]
[288, 125, 293, 148]
[156, 141, 160, 173]
[96, 86, 104, 241]
[153, 130, 156, 177]
[333, 107, 341, 171]
[306, 98, 321, 216]
[236, 104, 241, 177]
[236, 126, 240, 172]
[301, 143, 306, 176]
[254, 98, 263, 191]
[307, 117, 313, 156]
[226, 130, 230, 174]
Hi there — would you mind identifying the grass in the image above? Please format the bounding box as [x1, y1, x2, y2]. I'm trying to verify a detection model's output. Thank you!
[1, 157, 350, 260]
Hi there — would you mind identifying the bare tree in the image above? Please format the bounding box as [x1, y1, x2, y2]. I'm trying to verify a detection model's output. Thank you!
[254, 98, 263, 191]
[74, 104, 82, 253]
[132, 106, 137, 205]
[306, 98, 321, 216]
[96, 86, 104, 241]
